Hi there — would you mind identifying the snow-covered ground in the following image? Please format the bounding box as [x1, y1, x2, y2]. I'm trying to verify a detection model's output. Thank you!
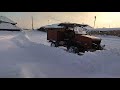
[0, 30, 120, 78]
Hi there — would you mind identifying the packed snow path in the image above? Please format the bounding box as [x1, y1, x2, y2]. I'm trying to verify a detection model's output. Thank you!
[0, 31, 120, 78]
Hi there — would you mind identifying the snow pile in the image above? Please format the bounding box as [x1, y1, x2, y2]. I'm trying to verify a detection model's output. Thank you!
[25, 30, 50, 46]
[11, 31, 34, 48]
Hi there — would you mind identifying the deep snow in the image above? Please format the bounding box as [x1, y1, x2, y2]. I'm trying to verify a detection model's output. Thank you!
[0, 30, 120, 78]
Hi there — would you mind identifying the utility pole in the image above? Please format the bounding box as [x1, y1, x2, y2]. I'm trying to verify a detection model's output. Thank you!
[94, 16, 96, 28]
[32, 16, 34, 30]
[48, 20, 50, 25]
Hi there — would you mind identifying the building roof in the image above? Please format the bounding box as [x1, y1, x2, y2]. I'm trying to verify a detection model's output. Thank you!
[0, 16, 17, 25]
[42, 23, 63, 28]
[0, 16, 21, 30]
[0, 23, 20, 30]
[42, 23, 93, 29]
[58, 23, 89, 27]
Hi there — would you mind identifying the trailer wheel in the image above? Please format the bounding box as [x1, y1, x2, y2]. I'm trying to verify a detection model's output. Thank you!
[51, 42, 56, 47]
[51, 42, 58, 47]
[74, 47, 79, 53]
[68, 46, 75, 53]
[68, 46, 79, 53]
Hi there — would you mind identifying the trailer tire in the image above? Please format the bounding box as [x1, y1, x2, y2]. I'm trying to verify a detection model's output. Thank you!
[51, 42, 58, 47]
[68, 46, 79, 53]
[74, 47, 79, 53]
[68, 46, 75, 53]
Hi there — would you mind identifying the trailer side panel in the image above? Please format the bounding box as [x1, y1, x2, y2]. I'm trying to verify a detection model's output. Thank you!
[47, 29, 58, 41]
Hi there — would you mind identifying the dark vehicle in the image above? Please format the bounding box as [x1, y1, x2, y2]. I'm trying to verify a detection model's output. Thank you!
[47, 23, 105, 53]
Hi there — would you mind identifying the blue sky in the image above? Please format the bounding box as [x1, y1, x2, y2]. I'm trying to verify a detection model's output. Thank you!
[1, 12, 120, 29]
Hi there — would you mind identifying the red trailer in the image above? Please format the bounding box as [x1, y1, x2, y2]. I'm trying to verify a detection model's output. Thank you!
[46, 23, 105, 53]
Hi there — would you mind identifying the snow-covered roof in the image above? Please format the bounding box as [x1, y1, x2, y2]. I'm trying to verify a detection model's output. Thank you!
[58, 23, 88, 27]
[0, 23, 20, 30]
[0, 16, 17, 24]
[43, 23, 93, 30]
[43, 23, 63, 28]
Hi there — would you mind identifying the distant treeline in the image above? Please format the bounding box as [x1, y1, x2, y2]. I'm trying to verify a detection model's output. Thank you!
[89, 30, 120, 37]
